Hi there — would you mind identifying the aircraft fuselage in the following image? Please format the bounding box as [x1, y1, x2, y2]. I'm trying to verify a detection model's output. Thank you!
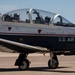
[0, 22, 75, 53]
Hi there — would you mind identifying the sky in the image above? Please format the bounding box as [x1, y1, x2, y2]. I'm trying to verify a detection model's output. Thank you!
[0, 0, 75, 23]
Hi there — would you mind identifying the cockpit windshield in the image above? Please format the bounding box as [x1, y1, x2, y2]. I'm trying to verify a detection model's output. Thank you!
[53, 14, 73, 26]
[2, 8, 74, 27]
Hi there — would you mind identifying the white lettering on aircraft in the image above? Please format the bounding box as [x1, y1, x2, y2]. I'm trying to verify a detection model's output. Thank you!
[58, 37, 74, 42]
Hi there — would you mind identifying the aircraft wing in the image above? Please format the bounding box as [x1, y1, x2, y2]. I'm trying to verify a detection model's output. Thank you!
[0, 38, 50, 53]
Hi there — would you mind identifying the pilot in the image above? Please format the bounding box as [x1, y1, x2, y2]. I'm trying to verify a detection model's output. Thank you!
[45, 16, 51, 25]
[13, 13, 20, 21]
[3, 14, 11, 21]
[36, 16, 44, 24]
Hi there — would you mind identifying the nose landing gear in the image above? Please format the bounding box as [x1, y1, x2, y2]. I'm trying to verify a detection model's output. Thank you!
[48, 52, 59, 69]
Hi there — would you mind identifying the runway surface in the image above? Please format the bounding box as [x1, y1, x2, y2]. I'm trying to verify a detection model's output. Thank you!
[0, 52, 75, 75]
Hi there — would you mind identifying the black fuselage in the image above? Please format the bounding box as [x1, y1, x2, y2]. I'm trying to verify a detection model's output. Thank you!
[0, 35, 75, 54]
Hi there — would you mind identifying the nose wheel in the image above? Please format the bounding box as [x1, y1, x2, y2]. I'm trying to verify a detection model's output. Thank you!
[48, 52, 59, 69]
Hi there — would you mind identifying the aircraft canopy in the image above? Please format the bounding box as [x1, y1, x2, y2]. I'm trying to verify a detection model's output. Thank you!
[2, 8, 73, 26]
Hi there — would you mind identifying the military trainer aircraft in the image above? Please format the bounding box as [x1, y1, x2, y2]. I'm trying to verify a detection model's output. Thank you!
[0, 8, 75, 70]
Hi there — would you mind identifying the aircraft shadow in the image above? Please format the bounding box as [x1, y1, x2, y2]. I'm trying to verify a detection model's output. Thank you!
[0, 68, 20, 72]
[28, 66, 75, 73]
[0, 66, 75, 73]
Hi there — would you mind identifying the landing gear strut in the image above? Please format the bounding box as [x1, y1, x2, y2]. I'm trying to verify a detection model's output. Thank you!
[15, 53, 30, 70]
[48, 52, 59, 69]
[15, 52, 59, 70]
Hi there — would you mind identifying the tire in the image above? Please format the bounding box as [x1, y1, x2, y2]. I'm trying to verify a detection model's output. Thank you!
[48, 59, 59, 69]
[18, 59, 29, 70]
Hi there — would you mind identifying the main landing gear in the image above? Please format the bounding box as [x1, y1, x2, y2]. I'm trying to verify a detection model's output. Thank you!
[48, 52, 59, 69]
[15, 52, 59, 70]
[15, 53, 30, 70]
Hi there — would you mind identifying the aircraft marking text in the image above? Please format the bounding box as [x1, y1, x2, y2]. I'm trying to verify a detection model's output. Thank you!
[58, 37, 75, 42]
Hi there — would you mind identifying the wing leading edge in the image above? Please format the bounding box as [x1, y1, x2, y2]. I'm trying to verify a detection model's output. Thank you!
[0, 38, 50, 53]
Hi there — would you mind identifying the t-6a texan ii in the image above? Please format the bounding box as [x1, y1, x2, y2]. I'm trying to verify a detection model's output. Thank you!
[0, 8, 75, 70]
